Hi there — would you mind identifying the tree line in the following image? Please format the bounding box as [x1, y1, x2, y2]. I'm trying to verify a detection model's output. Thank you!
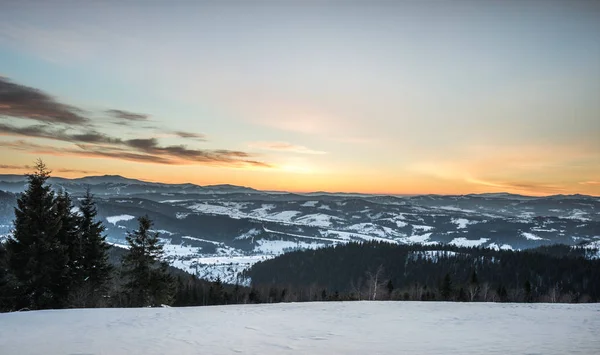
[0, 161, 176, 311]
[244, 241, 600, 303]
[2, 161, 598, 311]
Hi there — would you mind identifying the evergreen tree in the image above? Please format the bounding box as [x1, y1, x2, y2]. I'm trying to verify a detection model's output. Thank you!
[77, 188, 112, 304]
[122, 215, 174, 307]
[441, 273, 453, 301]
[524, 280, 533, 303]
[386, 280, 394, 298]
[5, 160, 69, 310]
[0, 242, 15, 311]
[55, 190, 82, 299]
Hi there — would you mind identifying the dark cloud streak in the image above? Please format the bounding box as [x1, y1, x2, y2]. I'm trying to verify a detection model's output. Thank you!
[0, 77, 89, 125]
[0, 122, 270, 168]
[106, 109, 149, 121]
[173, 131, 206, 140]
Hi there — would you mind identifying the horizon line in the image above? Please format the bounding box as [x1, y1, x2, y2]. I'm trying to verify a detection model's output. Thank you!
[0, 172, 597, 198]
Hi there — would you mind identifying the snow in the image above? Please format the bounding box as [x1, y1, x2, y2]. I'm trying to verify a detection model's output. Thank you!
[410, 250, 458, 262]
[395, 220, 408, 228]
[268, 210, 301, 222]
[488, 243, 514, 251]
[412, 224, 434, 232]
[253, 239, 324, 255]
[295, 213, 341, 227]
[437, 205, 476, 213]
[400, 233, 432, 244]
[1, 302, 598, 355]
[235, 228, 261, 240]
[106, 214, 135, 225]
[300, 200, 318, 207]
[449, 237, 489, 247]
[522, 232, 546, 241]
[451, 218, 474, 229]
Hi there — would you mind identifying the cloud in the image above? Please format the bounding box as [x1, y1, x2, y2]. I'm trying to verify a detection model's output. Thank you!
[173, 131, 206, 140]
[0, 164, 30, 170]
[249, 141, 326, 155]
[466, 177, 566, 194]
[0, 122, 121, 144]
[106, 109, 149, 121]
[0, 76, 89, 125]
[579, 181, 600, 186]
[0, 163, 96, 174]
[0, 122, 270, 168]
[0, 78, 271, 168]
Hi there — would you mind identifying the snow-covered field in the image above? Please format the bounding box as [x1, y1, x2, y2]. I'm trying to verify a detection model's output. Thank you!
[1, 302, 598, 355]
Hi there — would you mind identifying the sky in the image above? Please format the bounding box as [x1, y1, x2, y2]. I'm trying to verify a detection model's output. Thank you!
[0, 1, 599, 196]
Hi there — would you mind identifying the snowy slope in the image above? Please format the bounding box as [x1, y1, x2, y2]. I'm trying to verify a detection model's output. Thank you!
[1, 302, 599, 355]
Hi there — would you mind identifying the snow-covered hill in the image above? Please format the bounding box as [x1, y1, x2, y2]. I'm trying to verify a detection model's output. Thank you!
[1, 302, 598, 355]
[0, 174, 599, 284]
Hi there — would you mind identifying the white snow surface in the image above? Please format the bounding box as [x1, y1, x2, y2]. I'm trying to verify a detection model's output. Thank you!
[1, 302, 598, 355]
[105, 214, 135, 225]
[449, 237, 489, 247]
[452, 218, 475, 229]
[522, 232, 546, 241]
[300, 200, 318, 207]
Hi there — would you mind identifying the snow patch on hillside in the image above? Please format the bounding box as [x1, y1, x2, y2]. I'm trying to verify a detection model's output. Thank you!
[451, 218, 475, 229]
[295, 214, 341, 227]
[300, 200, 318, 207]
[235, 228, 261, 240]
[253, 239, 324, 255]
[522, 232, 546, 241]
[401, 233, 432, 244]
[449, 237, 489, 247]
[488, 243, 514, 251]
[106, 214, 135, 225]
[268, 210, 301, 222]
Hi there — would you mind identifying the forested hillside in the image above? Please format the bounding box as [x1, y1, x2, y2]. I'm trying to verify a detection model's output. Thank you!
[245, 242, 600, 303]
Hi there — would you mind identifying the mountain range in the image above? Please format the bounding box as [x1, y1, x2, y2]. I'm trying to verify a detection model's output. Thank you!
[0, 174, 598, 284]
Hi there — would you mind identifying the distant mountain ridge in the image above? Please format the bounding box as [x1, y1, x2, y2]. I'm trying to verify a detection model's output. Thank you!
[0, 174, 597, 200]
[1, 173, 598, 284]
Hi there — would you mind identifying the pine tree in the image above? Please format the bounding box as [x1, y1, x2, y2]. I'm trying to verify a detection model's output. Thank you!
[0, 242, 15, 311]
[441, 273, 453, 301]
[122, 215, 174, 307]
[524, 280, 533, 303]
[6, 160, 69, 310]
[55, 190, 82, 299]
[79, 188, 112, 303]
[386, 279, 394, 299]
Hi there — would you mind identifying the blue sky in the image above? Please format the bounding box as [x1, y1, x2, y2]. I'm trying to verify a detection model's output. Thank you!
[0, 1, 599, 195]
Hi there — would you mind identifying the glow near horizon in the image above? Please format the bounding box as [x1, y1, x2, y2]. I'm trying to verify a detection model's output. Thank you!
[0, 1, 599, 196]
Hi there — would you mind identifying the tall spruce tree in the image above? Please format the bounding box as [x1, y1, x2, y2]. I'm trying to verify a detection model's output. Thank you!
[55, 190, 83, 299]
[73, 188, 112, 306]
[440, 273, 453, 301]
[0, 242, 14, 311]
[6, 160, 69, 310]
[122, 215, 174, 307]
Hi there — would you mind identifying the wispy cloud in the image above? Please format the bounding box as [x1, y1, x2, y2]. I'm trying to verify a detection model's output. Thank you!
[0, 76, 89, 125]
[0, 122, 270, 168]
[0, 77, 271, 168]
[0, 163, 97, 174]
[172, 131, 207, 141]
[249, 141, 326, 155]
[466, 177, 566, 194]
[579, 181, 600, 186]
[106, 109, 149, 121]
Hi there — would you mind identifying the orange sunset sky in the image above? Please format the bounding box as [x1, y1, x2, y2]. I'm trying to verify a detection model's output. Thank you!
[1, 1, 599, 196]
